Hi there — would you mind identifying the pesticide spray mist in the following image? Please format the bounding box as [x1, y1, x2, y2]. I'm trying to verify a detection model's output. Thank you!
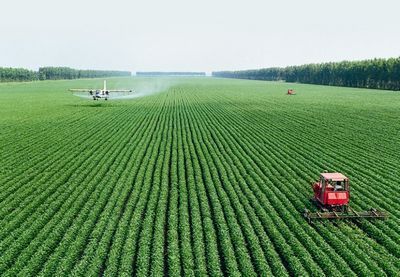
[113, 78, 175, 100]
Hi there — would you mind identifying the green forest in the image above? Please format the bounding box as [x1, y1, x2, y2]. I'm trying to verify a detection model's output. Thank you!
[0, 67, 131, 82]
[213, 57, 400, 90]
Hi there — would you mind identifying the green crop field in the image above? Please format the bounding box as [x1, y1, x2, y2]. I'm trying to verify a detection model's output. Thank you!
[0, 77, 399, 276]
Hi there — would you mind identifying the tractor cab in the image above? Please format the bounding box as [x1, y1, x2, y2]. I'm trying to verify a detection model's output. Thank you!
[304, 172, 388, 222]
[287, 89, 295, 95]
[312, 173, 349, 209]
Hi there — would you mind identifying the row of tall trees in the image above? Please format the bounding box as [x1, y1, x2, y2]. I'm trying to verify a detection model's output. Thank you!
[136, 72, 206, 76]
[0, 68, 39, 82]
[38, 67, 131, 80]
[0, 67, 131, 82]
[213, 57, 400, 90]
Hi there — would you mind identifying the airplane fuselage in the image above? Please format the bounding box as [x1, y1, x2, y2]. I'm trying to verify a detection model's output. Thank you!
[91, 81, 109, 100]
[92, 90, 109, 100]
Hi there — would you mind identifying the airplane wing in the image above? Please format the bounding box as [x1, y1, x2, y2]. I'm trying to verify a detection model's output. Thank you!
[107, 89, 133, 93]
[68, 89, 97, 92]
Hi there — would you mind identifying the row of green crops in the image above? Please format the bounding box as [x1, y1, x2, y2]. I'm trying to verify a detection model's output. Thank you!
[0, 77, 399, 275]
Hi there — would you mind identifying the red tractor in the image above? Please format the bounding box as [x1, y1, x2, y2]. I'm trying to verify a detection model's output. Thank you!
[287, 89, 295, 95]
[304, 172, 388, 222]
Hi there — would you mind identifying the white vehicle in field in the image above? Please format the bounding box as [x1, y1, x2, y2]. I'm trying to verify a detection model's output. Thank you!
[69, 80, 132, 100]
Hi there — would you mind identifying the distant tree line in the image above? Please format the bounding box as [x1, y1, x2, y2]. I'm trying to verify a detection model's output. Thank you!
[212, 57, 400, 90]
[0, 68, 39, 82]
[38, 67, 131, 80]
[0, 67, 131, 82]
[136, 72, 206, 76]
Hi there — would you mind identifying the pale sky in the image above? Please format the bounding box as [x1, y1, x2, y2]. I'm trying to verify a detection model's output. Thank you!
[1, 0, 399, 73]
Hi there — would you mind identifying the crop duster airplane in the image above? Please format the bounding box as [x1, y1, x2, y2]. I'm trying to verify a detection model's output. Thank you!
[69, 80, 133, 100]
